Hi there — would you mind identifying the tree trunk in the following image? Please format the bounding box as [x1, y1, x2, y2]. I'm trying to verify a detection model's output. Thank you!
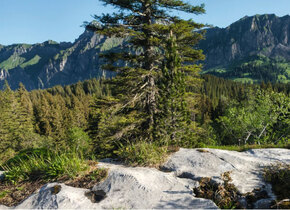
[244, 131, 252, 144]
[257, 124, 268, 145]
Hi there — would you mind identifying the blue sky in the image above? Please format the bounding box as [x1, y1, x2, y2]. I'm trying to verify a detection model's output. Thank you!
[0, 0, 289, 45]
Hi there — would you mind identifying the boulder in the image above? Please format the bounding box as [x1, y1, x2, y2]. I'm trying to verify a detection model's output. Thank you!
[162, 148, 289, 194]
[11, 165, 217, 209]
[92, 162, 217, 209]
[15, 183, 95, 209]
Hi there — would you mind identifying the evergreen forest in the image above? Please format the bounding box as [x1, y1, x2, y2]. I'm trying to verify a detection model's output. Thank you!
[0, 75, 289, 164]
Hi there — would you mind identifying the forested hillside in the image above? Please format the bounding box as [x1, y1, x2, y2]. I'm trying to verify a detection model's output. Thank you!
[0, 76, 289, 163]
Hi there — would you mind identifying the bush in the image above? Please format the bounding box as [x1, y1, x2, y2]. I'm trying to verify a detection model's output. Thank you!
[115, 142, 168, 167]
[66, 127, 93, 155]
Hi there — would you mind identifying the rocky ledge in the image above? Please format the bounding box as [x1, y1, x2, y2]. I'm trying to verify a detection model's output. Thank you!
[1, 148, 289, 209]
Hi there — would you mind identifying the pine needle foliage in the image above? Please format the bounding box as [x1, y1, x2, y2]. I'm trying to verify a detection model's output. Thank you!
[87, 0, 206, 155]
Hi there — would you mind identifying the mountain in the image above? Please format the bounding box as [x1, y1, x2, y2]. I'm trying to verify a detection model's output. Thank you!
[200, 14, 290, 83]
[0, 32, 122, 90]
[0, 14, 289, 90]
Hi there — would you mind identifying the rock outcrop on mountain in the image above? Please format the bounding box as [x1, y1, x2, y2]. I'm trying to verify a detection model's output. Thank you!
[0, 31, 121, 90]
[1, 148, 289, 209]
[199, 14, 290, 69]
[0, 14, 289, 90]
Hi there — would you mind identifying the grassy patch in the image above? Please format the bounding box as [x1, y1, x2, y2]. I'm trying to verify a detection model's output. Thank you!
[115, 142, 169, 167]
[20, 55, 41, 69]
[1, 151, 89, 184]
[0, 148, 50, 169]
[64, 166, 108, 189]
[203, 144, 290, 152]
[0, 190, 10, 199]
[0, 55, 26, 70]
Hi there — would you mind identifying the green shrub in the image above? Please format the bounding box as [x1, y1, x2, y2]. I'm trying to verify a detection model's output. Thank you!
[115, 142, 168, 167]
[66, 127, 93, 155]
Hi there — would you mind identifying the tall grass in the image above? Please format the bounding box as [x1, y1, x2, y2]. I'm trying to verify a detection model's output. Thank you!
[1, 151, 89, 184]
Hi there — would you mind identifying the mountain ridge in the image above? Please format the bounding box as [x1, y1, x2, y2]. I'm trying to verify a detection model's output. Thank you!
[1, 14, 289, 90]
[199, 14, 290, 69]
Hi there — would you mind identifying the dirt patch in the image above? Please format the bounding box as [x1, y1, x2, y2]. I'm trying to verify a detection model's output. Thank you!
[0, 181, 44, 207]
[64, 168, 108, 189]
[196, 149, 210, 153]
[85, 190, 107, 203]
[51, 184, 62, 195]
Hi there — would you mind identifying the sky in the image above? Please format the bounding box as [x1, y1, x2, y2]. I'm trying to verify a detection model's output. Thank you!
[0, 0, 289, 45]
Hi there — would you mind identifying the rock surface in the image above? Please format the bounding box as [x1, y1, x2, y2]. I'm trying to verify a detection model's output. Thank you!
[162, 148, 289, 194]
[199, 14, 290, 69]
[0, 171, 5, 181]
[2, 148, 289, 209]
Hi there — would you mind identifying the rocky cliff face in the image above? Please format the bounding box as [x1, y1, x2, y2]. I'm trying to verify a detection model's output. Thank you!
[1, 14, 289, 90]
[199, 14, 290, 69]
[0, 31, 121, 90]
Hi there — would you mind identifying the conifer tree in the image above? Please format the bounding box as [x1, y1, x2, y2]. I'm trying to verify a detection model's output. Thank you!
[87, 0, 205, 153]
[15, 83, 36, 148]
[0, 82, 35, 160]
[155, 22, 204, 146]
[0, 81, 17, 160]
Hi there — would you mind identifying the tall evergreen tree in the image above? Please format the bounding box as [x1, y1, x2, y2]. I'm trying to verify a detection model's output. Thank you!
[87, 0, 205, 154]
[0, 82, 35, 160]
[155, 22, 204, 146]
